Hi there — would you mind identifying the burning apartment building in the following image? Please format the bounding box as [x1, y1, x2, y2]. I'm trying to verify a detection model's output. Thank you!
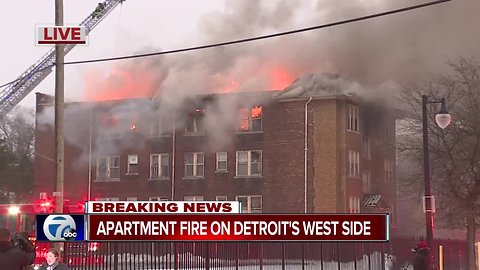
[33, 73, 397, 230]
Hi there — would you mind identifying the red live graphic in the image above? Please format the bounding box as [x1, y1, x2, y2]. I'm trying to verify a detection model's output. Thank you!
[87, 214, 389, 241]
[43, 28, 81, 41]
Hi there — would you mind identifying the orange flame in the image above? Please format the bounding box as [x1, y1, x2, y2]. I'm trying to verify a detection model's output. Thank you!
[270, 67, 295, 90]
[84, 65, 158, 101]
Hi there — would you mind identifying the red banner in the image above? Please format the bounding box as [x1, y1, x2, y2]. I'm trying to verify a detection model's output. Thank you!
[87, 214, 389, 242]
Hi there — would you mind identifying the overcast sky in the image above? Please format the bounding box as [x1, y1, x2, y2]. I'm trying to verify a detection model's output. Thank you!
[0, 0, 478, 110]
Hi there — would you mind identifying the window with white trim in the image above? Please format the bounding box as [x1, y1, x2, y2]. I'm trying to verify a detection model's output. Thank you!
[384, 159, 394, 182]
[347, 105, 360, 132]
[185, 152, 204, 177]
[236, 150, 262, 177]
[348, 196, 361, 213]
[237, 106, 262, 132]
[150, 154, 169, 179]
[216, 152, 228, 172]
[185, 109, 205, 134]
[184, 196, 204, 201]
[126, 197, 137, 201]
[236, 195, 262, 213]
[362, 171, 372, 193]
[216, 196, 228, 201]
[149, 196, 169, 201]
[97, 155, 120, 181]
[348, 151, 360, 177]
[127, 154, 139, 174]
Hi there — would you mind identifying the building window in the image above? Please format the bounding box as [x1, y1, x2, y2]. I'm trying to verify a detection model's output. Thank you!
[97, 155, 120, 181]
[127, 154, 139, 174]
[185, 109, 205, 134]
[149, 196, 169, 201]
[216, 152, 228, 172]
[363, 136, 371, 160]
[185, 152, 204, 178]
[96, 197, 119, 201]
[384, 159, 394, 182]
[150, 154, 169, 179]
[237, 106, 263, 132]
[347, 105, 360, 132]
[216, 196, 228, 201]
[236, 195, 262, 213]
[362, 171, 372, 193]
[348, 197, 361, 213]
[151, 115, 172, 137]
[348, 151, 360, 177]
[126, 197, 137, 201]
[184, 196, 204, 201]
[236, 150, 262, 177]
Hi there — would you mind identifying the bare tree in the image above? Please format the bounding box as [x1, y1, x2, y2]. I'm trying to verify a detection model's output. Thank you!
[0, 107, 35, 201]
[398, 58, 480, 270]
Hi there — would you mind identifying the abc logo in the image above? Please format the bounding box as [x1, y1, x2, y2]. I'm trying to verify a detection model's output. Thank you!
[43, 215, 77, 241]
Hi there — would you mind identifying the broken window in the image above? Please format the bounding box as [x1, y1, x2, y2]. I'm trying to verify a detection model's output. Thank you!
[97, 155, 120, 181]
[185, 152, 205, 178]
[237, 106, 263, 132]
[186, 109, 205, 134]
[236, 150, 262, 177]
[150, 154, 169, 179]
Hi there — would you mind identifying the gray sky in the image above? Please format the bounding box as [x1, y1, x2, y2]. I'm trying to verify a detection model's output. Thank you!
[1, 0, 479, 109]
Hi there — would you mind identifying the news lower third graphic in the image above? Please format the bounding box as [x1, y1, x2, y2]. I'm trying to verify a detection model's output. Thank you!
[36, 214, 85, 242]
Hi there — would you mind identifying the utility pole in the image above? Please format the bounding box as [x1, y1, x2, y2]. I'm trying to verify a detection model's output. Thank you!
[54, 0, 65, 215]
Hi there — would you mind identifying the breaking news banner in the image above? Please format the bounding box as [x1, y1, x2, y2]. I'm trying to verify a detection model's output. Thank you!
[87, 214, 389, 242]
[86, 201, 242, 214]
[36, 214, 86, 242]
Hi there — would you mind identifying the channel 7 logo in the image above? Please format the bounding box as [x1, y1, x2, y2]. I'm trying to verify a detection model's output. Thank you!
[36, 215, 85, 242]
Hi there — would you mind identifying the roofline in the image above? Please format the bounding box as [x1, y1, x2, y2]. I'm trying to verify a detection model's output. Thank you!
[276, 94, 362, 103]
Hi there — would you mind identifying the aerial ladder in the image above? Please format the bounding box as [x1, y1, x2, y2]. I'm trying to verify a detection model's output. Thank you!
[0, 0, 126, 118]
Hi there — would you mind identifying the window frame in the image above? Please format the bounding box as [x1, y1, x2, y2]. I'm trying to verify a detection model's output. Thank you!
[348, 196, 361, 213]
[126, 154, 139, 175]
[216, 152, 228, 172]
[183, 196, 205, 201]
[347, 104, 360, 132]
[149, 196, 170, 201]
[236, 106, 263, 132]
[216, 195, 228, 201]
[235, 195, 262, 213]
[184, 152, 205, 178]
[348, 151, 360, 177]
[96, 155, 121, 181]
[185, 109, 205, 135]
[150, 153, 170, 180]
[236, 150, 262, 177]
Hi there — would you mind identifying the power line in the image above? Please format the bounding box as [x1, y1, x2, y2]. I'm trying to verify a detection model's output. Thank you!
[0, 0, 452, 88]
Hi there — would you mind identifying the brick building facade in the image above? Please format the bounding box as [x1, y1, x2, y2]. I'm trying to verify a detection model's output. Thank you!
[34, 88, 396, 223]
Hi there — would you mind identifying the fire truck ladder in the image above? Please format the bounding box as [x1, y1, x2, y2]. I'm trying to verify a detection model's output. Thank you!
[0, 0, 125, 118]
